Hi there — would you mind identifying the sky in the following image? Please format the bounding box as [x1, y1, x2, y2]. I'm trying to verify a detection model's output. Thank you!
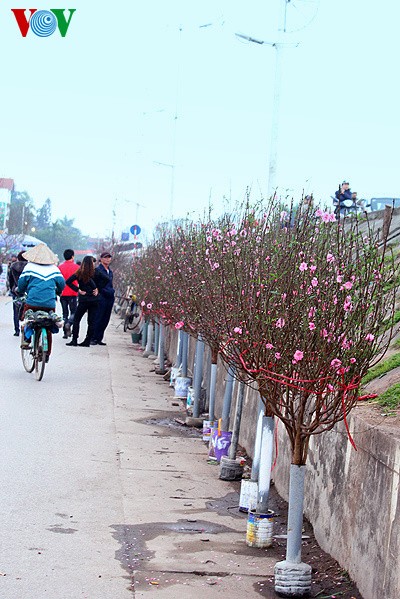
[0, 1, 399, 241]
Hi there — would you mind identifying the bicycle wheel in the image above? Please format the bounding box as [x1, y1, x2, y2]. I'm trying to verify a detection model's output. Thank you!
[34, 328, 48, 381]
[21, 336, 35, 373]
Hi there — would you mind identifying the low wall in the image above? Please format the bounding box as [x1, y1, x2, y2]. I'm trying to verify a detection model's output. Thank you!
[272, 414, 400, 599]
[164, 329, 400, 599]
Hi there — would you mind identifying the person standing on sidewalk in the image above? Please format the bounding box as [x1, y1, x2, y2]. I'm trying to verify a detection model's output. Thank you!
[91, 251, 115, 346]
[8, 251, 28, 336]
[58, 248, 79, 339]
[65, 256, 109, 347]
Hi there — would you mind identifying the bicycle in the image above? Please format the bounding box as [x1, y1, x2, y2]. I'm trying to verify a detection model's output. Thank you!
[21, 312, 61, 381]
[123, 297, 141, 332]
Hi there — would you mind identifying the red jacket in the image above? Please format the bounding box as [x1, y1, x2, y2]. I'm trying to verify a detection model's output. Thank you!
[59, 261, 79, 296]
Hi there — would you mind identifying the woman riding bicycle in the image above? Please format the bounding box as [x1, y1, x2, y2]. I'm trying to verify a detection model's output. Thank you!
[17, 244, 65, 356]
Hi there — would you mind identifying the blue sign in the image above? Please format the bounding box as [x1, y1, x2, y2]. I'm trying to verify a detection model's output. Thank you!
[130, 224, 141, 236]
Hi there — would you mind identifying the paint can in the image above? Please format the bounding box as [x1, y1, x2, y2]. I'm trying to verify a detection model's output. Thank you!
[246, 510, 274, 548]
[239, 479, 258, 513]
[202, 419, 215, 442]
[174, 376, 191, 399]
[186, 386, 194, 412]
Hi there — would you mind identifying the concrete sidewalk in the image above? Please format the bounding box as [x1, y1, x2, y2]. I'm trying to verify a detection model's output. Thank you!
[107, 321, 279, 598]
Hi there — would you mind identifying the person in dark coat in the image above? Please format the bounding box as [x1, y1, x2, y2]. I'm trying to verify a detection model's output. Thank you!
[65, 256, 108, 347]
[333, 180, 352, 218]
[91, 251, 115, 346]
[9, 251, 28, 336]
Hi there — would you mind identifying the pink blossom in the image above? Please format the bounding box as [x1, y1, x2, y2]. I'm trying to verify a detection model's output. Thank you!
[174, 321, 184, 329]
[336, 275, 343, 283]
[265, 343, 274, 350]
[321, 212, 331, 223]
[293, 350, 304, 362]
[275, 352, 281, 360]
[327, 384, 334, 391]
[315, 208, 324, 217]
[146, 303, 153, 309]
[311, 277, 318, 287]
[321, 329, 328, 338]
[281, 293, 287, 301]
[234, 327, 243, 334]
[343, 297, 352, 311]
[299, 262, 308, 272]
[309, 322, 316, 331]
[326, 252, 335, 263]
[310, 265, 317, 273]
[280, 211, 288, 222]
[308, 307, 316, 318]
[330, 358, 342, 369]
[275, 318, 285, 328]
[350, 357, 357, 364]
[365, 333, 375, 342]
[343, 281, 353, 290]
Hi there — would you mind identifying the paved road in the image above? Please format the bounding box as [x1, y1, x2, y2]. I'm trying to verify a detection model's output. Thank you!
[0, 294, 280, 599]
[0, 296, 133, 598]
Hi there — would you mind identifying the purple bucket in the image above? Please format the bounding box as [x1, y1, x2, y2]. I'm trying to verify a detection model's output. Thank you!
[211, 429, 232, 463]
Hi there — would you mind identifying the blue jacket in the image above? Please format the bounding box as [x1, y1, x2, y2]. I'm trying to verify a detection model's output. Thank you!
[18, 263, 65, 308]
[335, 189, 352, 205]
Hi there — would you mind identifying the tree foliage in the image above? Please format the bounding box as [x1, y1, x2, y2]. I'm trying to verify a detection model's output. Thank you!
[34, 216, 89, 261]
[130, 197, 398, 465]
[7, 190, 36, 235]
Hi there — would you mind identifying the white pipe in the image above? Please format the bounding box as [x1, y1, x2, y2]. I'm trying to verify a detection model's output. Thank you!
[257, 416, 275, 513]
[251, 397, 264, 481]
[143, 321, 154, 357]
[208, 363, 217, 422]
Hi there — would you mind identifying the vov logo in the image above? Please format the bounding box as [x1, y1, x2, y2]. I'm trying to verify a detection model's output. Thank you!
[11, 9, 76, 37]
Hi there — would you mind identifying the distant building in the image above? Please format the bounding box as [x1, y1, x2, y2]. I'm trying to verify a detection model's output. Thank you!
[0, 178, 14, 233]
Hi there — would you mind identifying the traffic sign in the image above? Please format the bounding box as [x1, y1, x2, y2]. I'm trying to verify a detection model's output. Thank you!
[130, 224, 141, 236]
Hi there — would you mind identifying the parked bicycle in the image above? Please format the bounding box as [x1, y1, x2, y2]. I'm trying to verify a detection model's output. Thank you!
[21, 310, 62, 381]
[123, 295, 141, 333]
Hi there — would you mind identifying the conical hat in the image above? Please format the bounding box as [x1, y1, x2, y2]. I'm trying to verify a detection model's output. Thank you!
[22, 243, 58, 265]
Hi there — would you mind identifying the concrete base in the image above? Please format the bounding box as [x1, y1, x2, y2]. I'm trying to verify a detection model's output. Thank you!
[219, 456, 244, 481]
[155, 368, 168, 375]
[274, 560, 312, 597]
[185, 416, 203, 428]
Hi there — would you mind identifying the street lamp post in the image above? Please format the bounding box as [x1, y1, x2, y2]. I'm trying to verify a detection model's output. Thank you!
[235, 33, 297, 198]
[153, 161, 175, 218]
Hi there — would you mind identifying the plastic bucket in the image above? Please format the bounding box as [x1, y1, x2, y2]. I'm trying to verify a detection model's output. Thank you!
[202, 420, 215, 442]
[246, 510, 274, 548]
[131, 332, 141, 344]
[174, 376, 191, 399]
[170, 367, 181, 387]
[239, 479, 258, 513]
[210, 428, 232, 463]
